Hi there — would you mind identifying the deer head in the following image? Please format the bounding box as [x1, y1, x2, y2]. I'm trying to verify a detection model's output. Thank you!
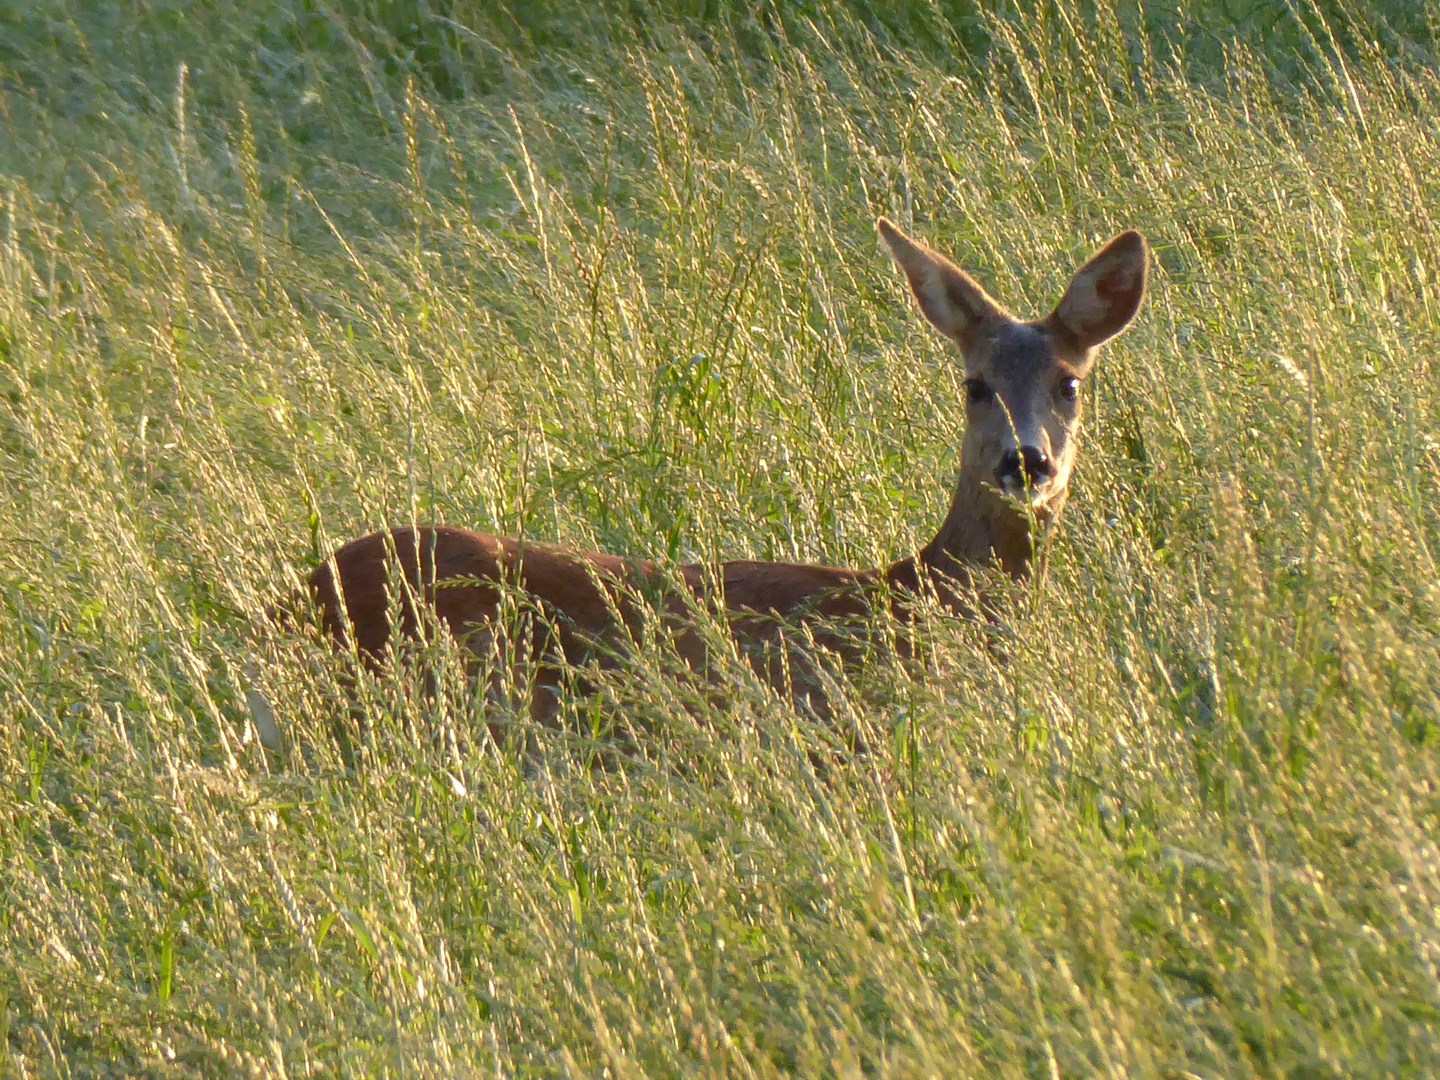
[880, 218, 1147, 526]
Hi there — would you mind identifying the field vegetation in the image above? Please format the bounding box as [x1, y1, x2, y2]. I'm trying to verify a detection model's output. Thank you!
[2, 0, 1439, 1075]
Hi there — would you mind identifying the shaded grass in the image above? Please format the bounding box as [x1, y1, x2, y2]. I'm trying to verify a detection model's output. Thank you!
[1, 0, 1439, 1075]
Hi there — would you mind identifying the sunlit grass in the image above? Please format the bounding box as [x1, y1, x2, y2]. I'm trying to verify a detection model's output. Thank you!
[1, 0, 1438, 1075]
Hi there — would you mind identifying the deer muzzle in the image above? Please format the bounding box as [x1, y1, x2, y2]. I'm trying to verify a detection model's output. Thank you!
[997, 445, 1056, 497]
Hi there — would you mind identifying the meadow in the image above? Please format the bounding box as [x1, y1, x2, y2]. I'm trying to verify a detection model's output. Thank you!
[1, 0, 1438, 1075]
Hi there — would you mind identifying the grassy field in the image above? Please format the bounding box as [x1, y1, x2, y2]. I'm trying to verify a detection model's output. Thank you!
[2, 0, 1439, 1075]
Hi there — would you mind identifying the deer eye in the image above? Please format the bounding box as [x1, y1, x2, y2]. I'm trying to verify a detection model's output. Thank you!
[964, 378, 995, 404]
[1057, 377, 1081, 402]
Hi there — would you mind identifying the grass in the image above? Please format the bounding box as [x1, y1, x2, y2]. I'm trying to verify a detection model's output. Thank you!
[1, 0, 1439, 1075]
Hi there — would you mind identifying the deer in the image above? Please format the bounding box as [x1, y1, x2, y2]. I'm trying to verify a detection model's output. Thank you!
[301, 219, 1147, 743]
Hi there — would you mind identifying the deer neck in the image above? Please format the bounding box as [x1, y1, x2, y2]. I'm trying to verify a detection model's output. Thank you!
[885, 465, 1061, 598]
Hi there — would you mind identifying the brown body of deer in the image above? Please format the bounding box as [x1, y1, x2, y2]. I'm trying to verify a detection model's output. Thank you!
[308, 219, 1147, 730]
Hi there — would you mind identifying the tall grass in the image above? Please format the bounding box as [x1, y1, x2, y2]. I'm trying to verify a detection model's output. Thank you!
[1, 0, 1438, 1075]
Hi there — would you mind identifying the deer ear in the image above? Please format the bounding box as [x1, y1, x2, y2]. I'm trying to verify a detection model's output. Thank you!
[1047, 230, 1148, 349]
[878, 218, 1006, 346]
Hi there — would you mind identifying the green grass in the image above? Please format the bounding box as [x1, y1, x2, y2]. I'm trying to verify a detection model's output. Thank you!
[2, 0, 1439, 1075]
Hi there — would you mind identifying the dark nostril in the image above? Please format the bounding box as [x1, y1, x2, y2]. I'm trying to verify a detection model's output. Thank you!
[999, 449, 1023, 478]
[1020, 446, 1054, 481]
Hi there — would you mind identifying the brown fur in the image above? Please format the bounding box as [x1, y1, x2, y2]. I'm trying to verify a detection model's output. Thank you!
[306, 220, 1147, 724]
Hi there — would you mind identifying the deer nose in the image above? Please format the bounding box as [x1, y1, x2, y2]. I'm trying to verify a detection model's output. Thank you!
[999, 446, 1055, 486]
